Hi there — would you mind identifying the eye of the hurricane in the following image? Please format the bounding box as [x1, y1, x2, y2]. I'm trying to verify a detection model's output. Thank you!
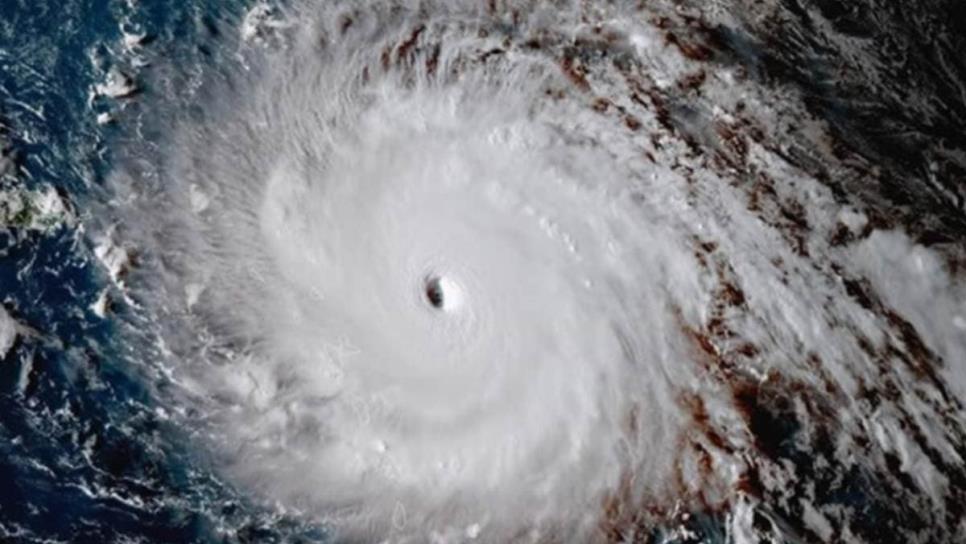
[423, 274, 462, 312]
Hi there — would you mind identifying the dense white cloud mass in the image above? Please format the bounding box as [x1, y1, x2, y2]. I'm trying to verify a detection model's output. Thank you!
[100, 1, 966, 542]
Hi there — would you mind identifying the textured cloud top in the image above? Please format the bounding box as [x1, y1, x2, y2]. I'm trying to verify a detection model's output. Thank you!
[100, 1, 966, 542]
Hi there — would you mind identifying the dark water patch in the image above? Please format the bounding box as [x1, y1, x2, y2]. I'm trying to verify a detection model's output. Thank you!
[702, 0, 966, 244]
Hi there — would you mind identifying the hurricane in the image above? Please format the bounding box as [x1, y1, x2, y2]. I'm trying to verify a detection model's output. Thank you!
[3, 0, 966, 543]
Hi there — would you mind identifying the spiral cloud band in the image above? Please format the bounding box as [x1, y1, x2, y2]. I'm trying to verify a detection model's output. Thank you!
[101, 1, 966, 542]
